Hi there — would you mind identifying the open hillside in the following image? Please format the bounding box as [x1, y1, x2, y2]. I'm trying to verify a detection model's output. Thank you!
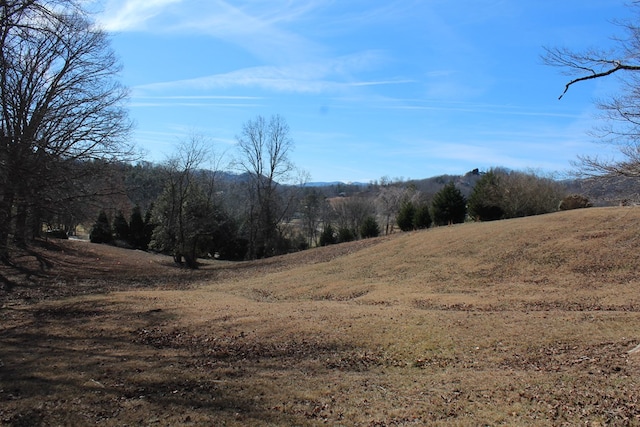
[2, 207, 640, 426]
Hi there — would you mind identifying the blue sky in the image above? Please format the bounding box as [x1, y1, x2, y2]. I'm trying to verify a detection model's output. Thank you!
[88, 0, 631, 183]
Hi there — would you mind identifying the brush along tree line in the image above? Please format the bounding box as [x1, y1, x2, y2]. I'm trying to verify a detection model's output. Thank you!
[88, 161, 573, 266]
[5, 1, 640, 266]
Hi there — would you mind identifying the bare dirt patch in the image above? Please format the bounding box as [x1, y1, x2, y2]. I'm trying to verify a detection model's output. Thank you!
[2, 207, 640, 425]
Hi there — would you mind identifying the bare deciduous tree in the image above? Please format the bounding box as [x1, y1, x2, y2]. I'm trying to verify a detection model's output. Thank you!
[150, 137, 220, 268]
[235, 114, 302, 258]
[375, 184, 404, 235]
[332, 196, 376, 238]
[300, 189, 323, 247]
[0, 0, 132, 259]
[543, 2, 640, 177]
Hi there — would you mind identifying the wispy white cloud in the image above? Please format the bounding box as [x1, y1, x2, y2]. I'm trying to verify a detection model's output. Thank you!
[92, 0, 331, 63]
[133, 66, 329, 94]
[133, 51, 407, 95]
[170, 1, 326, 63]
[130, 95, 264, 107]
[96, 0, 184, 31]
[349, 80, 414, 87]
[130, 101, 264, 108]
[382, 101, 583, 119]
[96, 0, 487, 106]
[135, 95, 263, 100]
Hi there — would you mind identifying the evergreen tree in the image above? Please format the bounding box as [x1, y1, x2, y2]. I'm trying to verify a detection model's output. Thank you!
[360, 216, 380, 238]
[143, 204, 155, 250]
[319, 224, 337, 246]
[431, 182, 467, 226]
[467, 171, 504, 221]
[112, 210, 130, 242]
[413, 203, 432, 229]
[397, 201, 416, 231]
[129, 206, 146, 249]
[208, 213, 246, 260]
[337, 227, 355, 243]
[89, 211, 112, 243]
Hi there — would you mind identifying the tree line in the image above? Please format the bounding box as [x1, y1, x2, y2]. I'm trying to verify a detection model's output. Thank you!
[4, 1, 640, 266]
[83, 154, 574, 267]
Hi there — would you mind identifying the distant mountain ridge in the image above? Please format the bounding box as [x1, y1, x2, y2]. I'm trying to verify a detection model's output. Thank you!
[303, 181, 368, 187]
[200, 167, 640, 205]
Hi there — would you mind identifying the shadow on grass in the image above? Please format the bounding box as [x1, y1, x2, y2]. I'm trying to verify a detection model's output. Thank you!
[0, 299, 332, 426]
[0, 241, 60, 304]
[0, 240, 202, 307]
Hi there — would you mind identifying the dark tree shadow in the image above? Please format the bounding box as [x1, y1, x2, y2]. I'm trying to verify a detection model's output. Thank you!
[0, 248, 48, 301]
[0, 299, 333, 426]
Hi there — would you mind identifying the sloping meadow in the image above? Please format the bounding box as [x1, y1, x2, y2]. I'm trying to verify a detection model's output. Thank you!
[2, 207, 640, 425]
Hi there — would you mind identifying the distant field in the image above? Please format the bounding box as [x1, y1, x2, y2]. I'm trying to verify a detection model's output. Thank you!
[2, 207, 640, 426]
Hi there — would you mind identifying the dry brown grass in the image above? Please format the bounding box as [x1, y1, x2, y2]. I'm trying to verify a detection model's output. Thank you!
[2, 207, 640, 426]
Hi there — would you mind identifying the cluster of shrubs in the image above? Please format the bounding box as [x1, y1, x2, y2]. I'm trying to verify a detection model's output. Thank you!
[89, 206, 154, 250]
[396, 201, 432, 231]
[396, 182, 467, 231]
[394, 171, 592, 233]
[558, 194, 592, 210]
[467, 169, 576, 221]
[319, 215, 380, 246]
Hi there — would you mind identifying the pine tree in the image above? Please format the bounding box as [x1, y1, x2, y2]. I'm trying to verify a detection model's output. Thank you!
[337, 227, 355, 243]
[319, 224, 337, 246]
[129, 206, 146, 249]
[413, 203, 432, 229]
[431, 182, 467, 226]
[397, 201, 416, 231]
[143, 204, 155, 250]
[89, 211, 112, 243]
[360, 216, 380, 238]
[467, 171, 504, 221]
[112, 210, 130, 242]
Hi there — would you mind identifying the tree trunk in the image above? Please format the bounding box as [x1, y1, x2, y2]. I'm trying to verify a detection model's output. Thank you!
[173, 252, 183, 266]
[186, 239, 199, 269]
[0, 191, 13, 261]
[30, 206, 42, 240]
[14, 202, 28, 247]
[184, 254, 198, 269]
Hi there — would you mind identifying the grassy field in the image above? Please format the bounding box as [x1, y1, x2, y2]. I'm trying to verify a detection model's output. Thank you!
[2, 207, 640, 426]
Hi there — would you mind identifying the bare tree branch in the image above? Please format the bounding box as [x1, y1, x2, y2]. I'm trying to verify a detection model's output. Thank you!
[543, 3, 640, 182]
[559, 61, 640, 99]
